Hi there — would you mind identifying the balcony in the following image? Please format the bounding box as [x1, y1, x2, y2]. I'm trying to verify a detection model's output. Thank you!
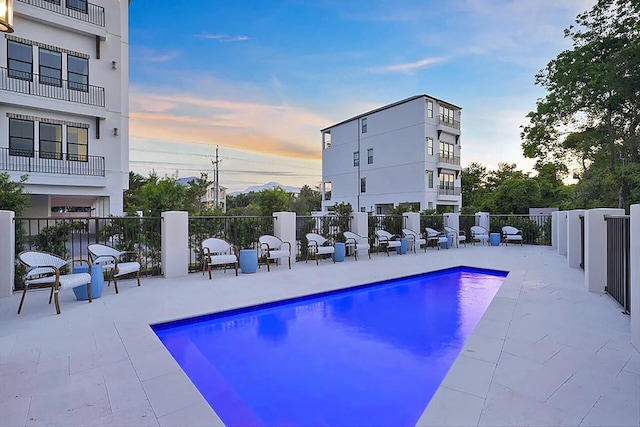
[438, 115, 460, 130]
[0, 68, 105, 108]
[438, 154, 461, 166]
[438, 186, 461, 197]
[1, 148, 105, 177]
[16, 0, 105, 27]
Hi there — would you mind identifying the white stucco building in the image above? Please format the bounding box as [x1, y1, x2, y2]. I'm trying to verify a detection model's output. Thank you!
[321, 95, 462, 214]
[0, 0, 129, 217]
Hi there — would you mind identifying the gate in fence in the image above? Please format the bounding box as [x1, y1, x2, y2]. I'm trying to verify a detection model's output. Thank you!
[604, 215, 631, 313]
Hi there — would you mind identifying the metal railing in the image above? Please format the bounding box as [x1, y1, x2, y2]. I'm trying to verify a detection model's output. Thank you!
[14, 216, 162, 290]
[1, 67, 105, 107]
[188, 216, 274, 272]
[369, 215, 406, 252]
[295, 215, 343, 260]
[490, 214, 552, 245]
[1, 148, 105, 176]
[438, 154, 461, 165]
[16, 0, 105, 27]
[604, 215, 631, 312]
[438, 116, 461, 130]
[438, 186, 461, 196]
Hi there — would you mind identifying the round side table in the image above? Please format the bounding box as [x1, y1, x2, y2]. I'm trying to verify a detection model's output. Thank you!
[239, 249, 258, 273]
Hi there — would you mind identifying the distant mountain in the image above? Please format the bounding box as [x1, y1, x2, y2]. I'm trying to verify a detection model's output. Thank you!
[230, 182, 301, 195]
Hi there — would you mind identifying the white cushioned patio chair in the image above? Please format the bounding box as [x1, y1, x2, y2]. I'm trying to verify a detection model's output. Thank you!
[444, 226, 467, 248]
[201, 238, 239, 279]
[375, 230, 402, 256]
[425, 227, 448, 250]
[258, 235, 292, 271]
[402, 229, 427, 253]
[305, 233, 335, 265]
[88, 244, 141, 293]
[502, 226, 523, 246]
[343, 231, 371, 260]
[470, 226, 490, 245]
[17, 251, 92, 315]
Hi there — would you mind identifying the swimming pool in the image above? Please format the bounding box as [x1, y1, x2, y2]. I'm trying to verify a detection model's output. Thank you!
[152, 266, 507, 426]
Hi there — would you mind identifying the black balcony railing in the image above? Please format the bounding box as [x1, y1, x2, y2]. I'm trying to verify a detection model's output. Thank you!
[16, 0, 105, 27]
[0, 68, 105, 107]
[438, 154, 461, 165]
[438, 115, 461, 130]
[604, 215, 631, 313]
[1, 148, 105, 176]
[438, 186, 461, 196]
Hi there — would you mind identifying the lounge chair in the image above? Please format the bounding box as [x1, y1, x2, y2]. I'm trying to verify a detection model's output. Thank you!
[425, 227, 448, 249]
[444, 226, 467, 248]
[306, 233, 335, 265]
[88, 244, 141, 293]
[502, 226, 523, 246]
[402, 229, 427, 252]
[201, 238, 239, 279]
[343, 231, 371, 260]
[470, 226, 489, 245]
[258, 235, 292, 271]
[375, 230, 402, 256]
[17, 250, 92, 315]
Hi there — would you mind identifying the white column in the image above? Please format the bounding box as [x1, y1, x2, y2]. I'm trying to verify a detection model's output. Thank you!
[161, 211, 189, 278]
[475, 212, 490, 230]
[350, 212, 368, 237]
[0, 211, 15, 298]
[630, 204, 639, 351]
[566, 209, 584, 267]
[557, 211, 568, 256]
[273, 212, 296, 265]
[551, 211, 558, 249]
[403, 212, 420, 233]
[584, 208, 625, 293]
[443, 212, 460, 231]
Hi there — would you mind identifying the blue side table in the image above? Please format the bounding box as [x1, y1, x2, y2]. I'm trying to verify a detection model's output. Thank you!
[395, 238, 408, 255]
[73, 264, 104, 300]
[440, 235, 451, 249]
[239, 249, 258, 273]
[490, 233, 501, 246]
[334, 243, 346, 262]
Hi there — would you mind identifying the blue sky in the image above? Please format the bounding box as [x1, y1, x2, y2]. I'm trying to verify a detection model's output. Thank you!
[128, 0, 594, 192]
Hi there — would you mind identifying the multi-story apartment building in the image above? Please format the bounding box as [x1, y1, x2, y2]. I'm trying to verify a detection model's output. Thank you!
[0, 0, 129, 217]
[321, 95, 462, 214]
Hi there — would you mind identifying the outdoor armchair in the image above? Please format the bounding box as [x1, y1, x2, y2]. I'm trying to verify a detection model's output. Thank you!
[470, 226, 490, 245]
[444, 226, 467, 248]
[375, 230, 402, 256]
[201, 238, 239, 279]
[343, 231, 371, 260]
[258, 235, 292, 271]
[88, 244, 141, 293]
[402, 229, 427, 253]
[502, 226, 524, 246]
[305, 233, 335, 265]
[425, 227, 448, 249]
[17, 250, 92, 315]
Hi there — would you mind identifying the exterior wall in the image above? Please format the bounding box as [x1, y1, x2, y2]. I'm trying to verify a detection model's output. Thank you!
[321, 95, 461, 213]
[0, 0, 129, 216]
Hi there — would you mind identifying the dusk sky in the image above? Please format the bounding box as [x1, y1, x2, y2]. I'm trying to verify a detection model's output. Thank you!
[128, 0, 594, 192]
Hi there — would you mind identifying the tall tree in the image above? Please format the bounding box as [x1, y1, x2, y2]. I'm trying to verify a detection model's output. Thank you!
[521, 0, 640, 209]
[0, 172, 30, 215]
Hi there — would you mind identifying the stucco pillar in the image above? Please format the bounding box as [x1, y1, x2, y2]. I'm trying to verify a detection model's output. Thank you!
[443, 213, 460, 232]
[0, 211, 15, 298]
[475, 212, 490, 231]
[161, 211, 189, 278]
[273, 212, 296, 265]
[630, 204, 640, 351]
[350, 212, 368, 237]
[403, 212, 420, 233]
[566, 210, 584, 267]
[584, 208, 624, 293]
[551, 211, 558, 249]
[556, 211, 567, 256]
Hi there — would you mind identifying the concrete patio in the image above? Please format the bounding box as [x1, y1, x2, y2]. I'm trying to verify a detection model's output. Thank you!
[0, 244, 638, 426]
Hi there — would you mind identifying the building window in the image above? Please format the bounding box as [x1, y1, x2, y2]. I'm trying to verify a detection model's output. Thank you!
[426, 137, 433, 156]
[360, 177, 366, 193]
[360, 207, 366, 213]
[323, 182, 332, 200]
[323, 132, 331, 149]
[361, 117, 367, 134]
[39, 48, 62, 87]
[67, 0, 88, 13]
[426, 170, 433, 188]
[439, 171, 455, 189]
[67, 126, 88, 161]
[353, 151, 359, 167]
[427, 100, 433, 118]
[439, 141, 454, 160]
[367, 148, 373, 164]
[8, 40, 33, 81]
[39, 123, 62, 160]
[439, 105, 455, 125]
[68, 55, 89, 92]
[9, 119, 34, 157]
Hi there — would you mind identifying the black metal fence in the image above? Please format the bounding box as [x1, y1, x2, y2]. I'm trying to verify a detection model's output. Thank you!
[295, 215, 342, 260]
[490, 214, 552, 245]
[1, 148, 105, 176]
[16, 0, 106, 27]
[604, 215, 631, 313]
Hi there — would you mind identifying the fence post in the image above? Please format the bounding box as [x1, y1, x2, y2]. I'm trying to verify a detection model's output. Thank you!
[566, 209, 584, 267]
[161, 211, 189, 278]
[551, 211, 558, 250]
[350, 212, 368, 237]
[556, 211, 567, 256]
[273, 212, 297, 265]
[630, 204, 639, 351]
[403, 212, 420, 233]
[0, 210, 15, 298]
[443, 212, 460, 231]
[584, 208, 624, 293]
[475, 212, 490, 230]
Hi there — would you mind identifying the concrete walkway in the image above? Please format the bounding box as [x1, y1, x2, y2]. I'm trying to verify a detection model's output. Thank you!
[0, 245, 638, 426]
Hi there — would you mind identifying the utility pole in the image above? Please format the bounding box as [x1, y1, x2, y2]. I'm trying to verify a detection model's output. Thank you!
[211, 146, 221, 209]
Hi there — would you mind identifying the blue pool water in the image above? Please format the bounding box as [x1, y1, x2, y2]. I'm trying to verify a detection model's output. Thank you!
[152, 266, 507, 426]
